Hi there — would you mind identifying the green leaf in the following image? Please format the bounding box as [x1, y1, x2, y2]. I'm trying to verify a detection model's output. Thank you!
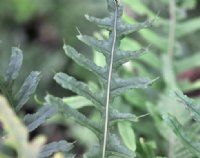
[54, 72, 103, 110]
[63, 96, 93, 109]
[176, 17, 200, 37]
[45, 95, 101, 136]
[15, 71, 41, 111]
[63, 45, 106, 81]
[163, 114, 200, 157]
[24, 105, 57, 132]
[0, 95, 45, 158]
[85, 14, 154, 36]
[118, 121, 136, 152]
[111, 77, 156, 97]
[110, 109, 138, 124]
[114, 48, 148, 69]
[107, 134, 136, 158]
[39, 140, 73, 158]
[77, 35, 110, 58]
[5, 47, 23, 82]
[175, 90, 200, 123]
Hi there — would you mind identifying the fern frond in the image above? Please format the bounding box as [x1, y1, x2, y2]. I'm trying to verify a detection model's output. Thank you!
[52, 0, 154, 157]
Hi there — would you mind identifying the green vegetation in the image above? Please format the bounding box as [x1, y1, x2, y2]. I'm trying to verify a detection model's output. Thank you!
[0, 0, 200, 157]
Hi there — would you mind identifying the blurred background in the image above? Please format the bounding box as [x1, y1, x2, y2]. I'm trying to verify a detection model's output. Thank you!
[1, 0, 200, 157]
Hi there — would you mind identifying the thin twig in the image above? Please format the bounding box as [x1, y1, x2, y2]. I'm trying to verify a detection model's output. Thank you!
[102, 0, 118, 158]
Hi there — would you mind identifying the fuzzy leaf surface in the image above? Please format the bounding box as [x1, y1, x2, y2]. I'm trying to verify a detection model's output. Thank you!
[24, 105, 57, 132]
[114, 48, 147, 68]
[111, 77, 155, 97]
[45, 95, 101, 136]
[5, 47, 23, 82]
[54, 72, 103, 110]
[77, 35, 111, 58]
[63, 44, 106, 81]
[85, 14, 153, 36]
[15, 71, 41, 111]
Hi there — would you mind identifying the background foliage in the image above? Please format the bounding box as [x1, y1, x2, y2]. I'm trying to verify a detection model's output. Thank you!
[0, 0, 200, 157]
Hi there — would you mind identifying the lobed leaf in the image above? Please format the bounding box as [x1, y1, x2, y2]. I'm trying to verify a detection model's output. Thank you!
[114, 48, 148, 68]
[111, 77, 156, 98]
[77, 35, 111, 58]
[45, 95, 101, 136]
[54, 72, 103, 110]
[85, 14, 154, 36]
[63, 45, 106, 81]
[15, 71, 41, 111]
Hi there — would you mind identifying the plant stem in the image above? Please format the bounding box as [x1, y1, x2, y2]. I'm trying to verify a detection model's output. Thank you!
[167, 0, 176, 59]
[167, 0, 176, 157]
[102, 0, 118, 158]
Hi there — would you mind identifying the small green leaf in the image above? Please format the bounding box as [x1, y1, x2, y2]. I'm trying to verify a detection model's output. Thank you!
[110, 109, 138, 124]
[63, 96, 93, 109]
[54, 72, 103, 110]
[85, 14, 154, 36]
[39, 140, 74, 158]
[5, 47, 23, 82]
[118, 121, 136, 152]
[111, 77, 156, 97]
[15, 71, 41, 111]
[45, 95, 101, 136]
[107, 134, 136, 158]
[24, 105, 57, 132]
[63, 45, 106, 81]
[77, 35, 110, 58]
[114, 48, 147, 68]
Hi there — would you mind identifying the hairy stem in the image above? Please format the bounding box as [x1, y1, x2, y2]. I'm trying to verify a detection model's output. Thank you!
[167, 0, 176, 59]
[102, 0, 118, 158]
